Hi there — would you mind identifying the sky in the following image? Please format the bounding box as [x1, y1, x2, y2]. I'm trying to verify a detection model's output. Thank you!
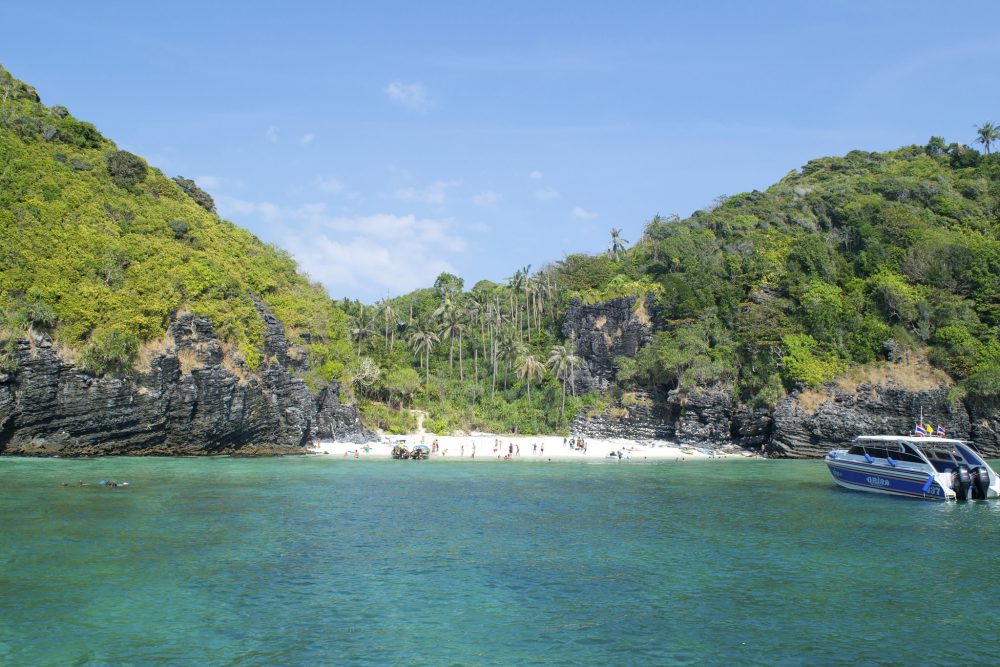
[5, 1, 1000, 302]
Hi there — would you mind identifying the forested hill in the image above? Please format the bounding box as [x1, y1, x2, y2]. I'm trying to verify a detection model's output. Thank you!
[346, 137, 1000, 435]
[0, 65, 352, 387]
[2, 63, 997, 442]
[589, 139, 1000, 404]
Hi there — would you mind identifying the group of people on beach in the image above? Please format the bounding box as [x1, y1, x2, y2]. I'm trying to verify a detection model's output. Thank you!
[566, 436, 588, 453]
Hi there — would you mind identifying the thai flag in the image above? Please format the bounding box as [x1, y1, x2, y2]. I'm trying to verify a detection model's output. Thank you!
[936, 424, 946, 437]
[914, 423, 927, 436]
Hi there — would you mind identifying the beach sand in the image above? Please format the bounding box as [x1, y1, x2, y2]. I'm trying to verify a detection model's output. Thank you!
[310, 432, 751, 461]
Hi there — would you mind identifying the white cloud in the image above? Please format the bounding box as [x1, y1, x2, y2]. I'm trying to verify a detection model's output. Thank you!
[384, 81, 431, 111]
[300, 133, 316, 145]
[472, 190, 502, 207]
[572, 206, 598, 220]
[393, 180, 458, 205]
[535, 187, 559, 201]
[471, 221, 490, 233]
[529, 170, 543, 179]
[265, 126, 278, 143]
[316, 176, 345, 193]
[215, 197, 466, 299]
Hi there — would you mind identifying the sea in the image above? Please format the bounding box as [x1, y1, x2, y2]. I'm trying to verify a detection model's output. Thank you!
[2, 455, 1000, 666]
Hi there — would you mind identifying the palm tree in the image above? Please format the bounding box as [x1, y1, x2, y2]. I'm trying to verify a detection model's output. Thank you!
[349, 306, 377, 356]
[379, 300, 397, 350]
[498, 332, 522, 390]
[408, 325, 439, 386]
[516, 354, 544, 400]
[547, 341, 582, 421]
[976, 121, 1000, 155]
[434, 294, 456, 369]
[608, 228, 628, 259]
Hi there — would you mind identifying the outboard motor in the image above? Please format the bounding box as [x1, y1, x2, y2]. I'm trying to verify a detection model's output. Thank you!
[952, 465, 972, 501]
[970, 466, 991, 500]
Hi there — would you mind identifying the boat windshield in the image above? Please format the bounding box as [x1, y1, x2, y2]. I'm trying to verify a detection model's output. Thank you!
[846, 441, 925, 464]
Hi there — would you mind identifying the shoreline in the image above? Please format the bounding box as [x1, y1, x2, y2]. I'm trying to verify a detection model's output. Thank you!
[310, 433, 759, 461]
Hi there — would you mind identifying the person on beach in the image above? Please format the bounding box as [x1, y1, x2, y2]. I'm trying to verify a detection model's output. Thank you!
[533, 443, 537, 454]
[540, 443, 544, 455]
[461, 445, 465, 457]
[508, 443, 513, 456]
[515, 444, 520, 456]
[354, 449, 359, 459]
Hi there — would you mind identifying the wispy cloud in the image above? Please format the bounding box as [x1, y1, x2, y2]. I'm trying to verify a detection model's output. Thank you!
[215, 197, 467, 299]
[315, 176, 345, 193]
[572, 206, 598, 220]
[472, 190, 502, 207]
[393, 180, 458, 205]
[384, 81, 431, 111]
[529, 170, 543, 179]
[217, 197, 466, 299]
[265, 126, 278, 143]
[300, 133, 316, 145]
[535, 187, 559, 201]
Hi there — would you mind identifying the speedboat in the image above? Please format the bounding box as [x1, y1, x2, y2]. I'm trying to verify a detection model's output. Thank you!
[825, 435, 1000, 501]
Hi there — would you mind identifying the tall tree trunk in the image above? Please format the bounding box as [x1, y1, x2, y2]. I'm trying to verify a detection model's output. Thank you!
[449, 334, 454, 371]
[458, 329, 464, 380]
[560, 380, 566, 420]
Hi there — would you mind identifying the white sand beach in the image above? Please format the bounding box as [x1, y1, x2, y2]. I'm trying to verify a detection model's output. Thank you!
[310, 432, 751, 461]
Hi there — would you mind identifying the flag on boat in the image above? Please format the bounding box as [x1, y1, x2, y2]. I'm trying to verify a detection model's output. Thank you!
[914, 423, 928, 435]
[926, 423, 934, 436]
[936, 424, 946, 437]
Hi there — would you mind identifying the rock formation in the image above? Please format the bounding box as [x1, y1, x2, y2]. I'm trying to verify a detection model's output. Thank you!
[0, 304, 370, 457]
[567, 295, 1000, 457]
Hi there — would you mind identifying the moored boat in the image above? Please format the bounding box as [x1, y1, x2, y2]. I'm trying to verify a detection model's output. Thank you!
[825, 434, 1000, 501]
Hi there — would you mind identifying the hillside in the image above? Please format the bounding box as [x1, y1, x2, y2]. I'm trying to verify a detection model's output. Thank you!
[0, 65, 351, 385]
[349, 138, 1000, 451]
[0, 65, 363, 454]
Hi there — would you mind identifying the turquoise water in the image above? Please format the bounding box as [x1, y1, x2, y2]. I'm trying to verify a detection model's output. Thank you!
[3, 457, 1000, 665]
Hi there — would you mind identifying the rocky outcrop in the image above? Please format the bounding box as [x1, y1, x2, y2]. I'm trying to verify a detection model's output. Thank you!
[769, 385, 981, 457]
[566, 297, 999, 457]
[0, 306, 371, 457]
[562, 295, 657, 391]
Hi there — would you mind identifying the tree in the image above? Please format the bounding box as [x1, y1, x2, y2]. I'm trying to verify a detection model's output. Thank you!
[516, 354, 544, 400]
[547, 341, 582, 420]
[379, 300, 397, 349]
[349, 306, 377, 356]
[408, 324, 439, 386]
[608, 228, 628, 259]
[975, 122, 999, 155]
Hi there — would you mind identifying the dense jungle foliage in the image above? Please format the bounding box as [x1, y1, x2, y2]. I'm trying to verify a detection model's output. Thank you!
[2, 64, 997, 436]
[0, 66, 352, 383]
[349, 139, 1000, 434]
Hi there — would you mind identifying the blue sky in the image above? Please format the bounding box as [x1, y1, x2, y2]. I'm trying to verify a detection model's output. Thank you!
[5, 2, 1000, 301]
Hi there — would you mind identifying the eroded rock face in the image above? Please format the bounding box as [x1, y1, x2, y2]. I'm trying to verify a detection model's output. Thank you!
[771, 386, 998, 458]
[566, 294, 1000, 457]
[0, 306, 371, 457]
[562, 295, 657, 390]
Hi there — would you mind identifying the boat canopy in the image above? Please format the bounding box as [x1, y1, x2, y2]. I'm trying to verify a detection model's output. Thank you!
[854, 435, 967, 445]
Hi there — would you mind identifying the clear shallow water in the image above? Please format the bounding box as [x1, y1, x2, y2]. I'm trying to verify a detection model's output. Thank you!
[2, 456, 1000, 666]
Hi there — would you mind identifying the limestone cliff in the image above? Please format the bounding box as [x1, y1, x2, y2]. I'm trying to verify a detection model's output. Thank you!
[567, 295, 1000, 457]
[0, 305, 370, 456]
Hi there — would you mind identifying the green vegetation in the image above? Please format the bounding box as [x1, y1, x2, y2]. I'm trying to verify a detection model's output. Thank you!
[351, 136, 1000, 432]
[0, 65, 352, 383]
[344, 266, 602, 435]
[3, 63, 997, 437]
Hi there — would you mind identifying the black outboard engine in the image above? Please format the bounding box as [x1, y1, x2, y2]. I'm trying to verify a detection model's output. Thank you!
[970, 466, 991, 500]
[952, 465, 972, 501]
